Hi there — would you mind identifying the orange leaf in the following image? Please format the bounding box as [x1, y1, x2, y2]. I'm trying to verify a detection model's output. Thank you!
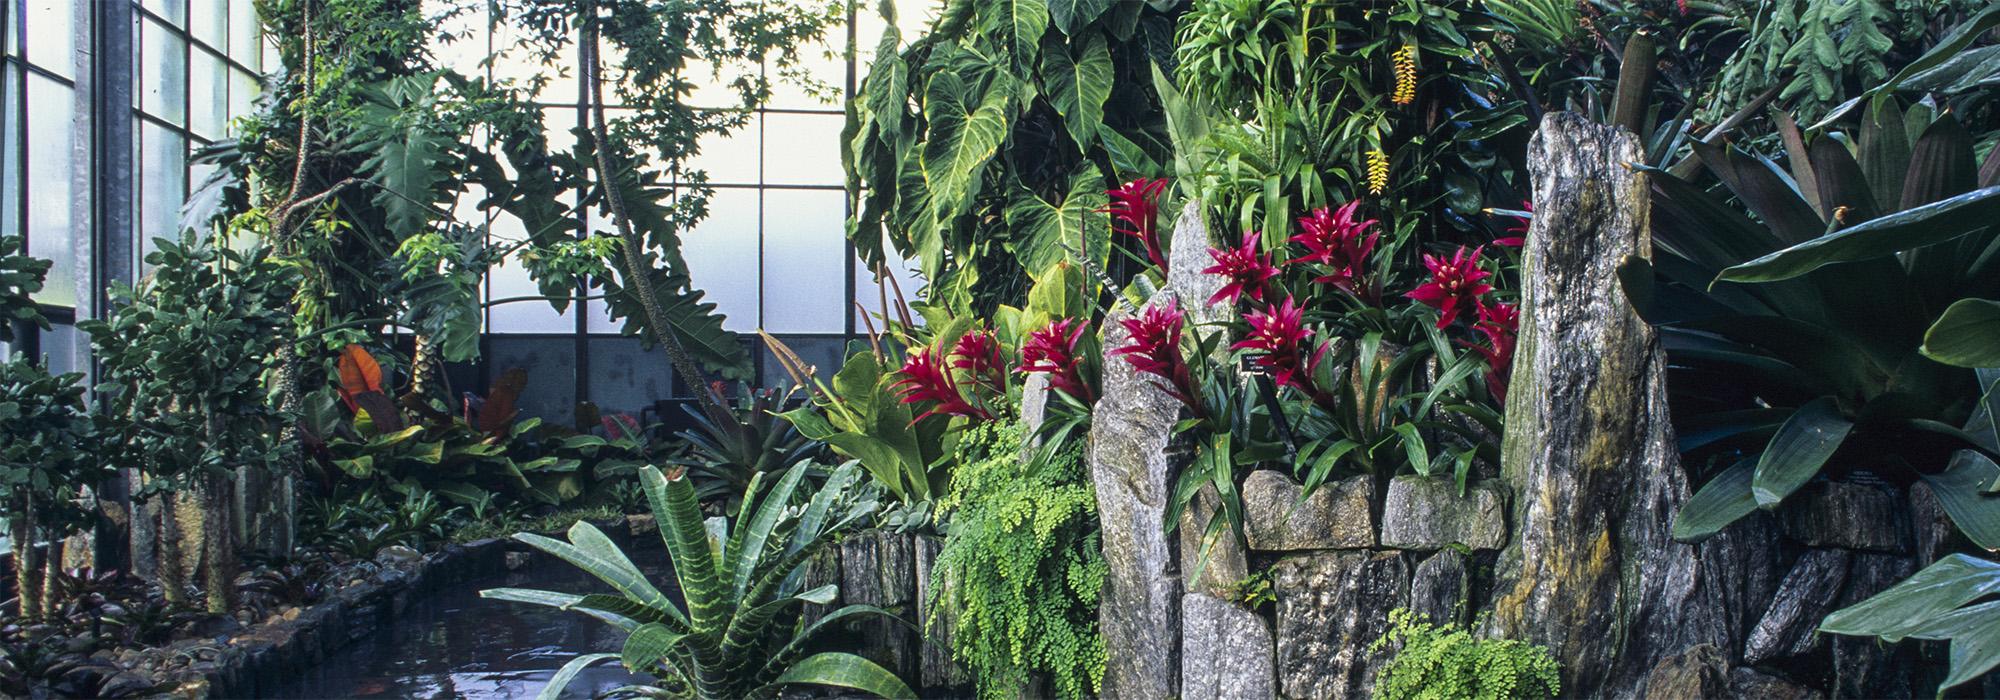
[337, 345, 384, 398]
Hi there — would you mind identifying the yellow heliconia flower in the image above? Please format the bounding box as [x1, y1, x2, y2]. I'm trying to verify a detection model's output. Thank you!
[1391, 44, 1418, 105]
[1367, 149, 1390, 195]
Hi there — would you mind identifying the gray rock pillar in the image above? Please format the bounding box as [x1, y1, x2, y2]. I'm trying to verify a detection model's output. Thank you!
[1089, 198, 1223, 698]
[1485, 112, 1725, 696]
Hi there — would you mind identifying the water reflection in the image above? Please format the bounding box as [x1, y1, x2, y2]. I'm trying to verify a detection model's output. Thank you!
[274, 550, 674, 699]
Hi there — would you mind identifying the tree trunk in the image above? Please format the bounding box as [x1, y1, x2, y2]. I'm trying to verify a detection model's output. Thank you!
[11, 493, 40, 618]
[579, 2, 725, 421]
[158, 493, 186, 606]
[42, 535, 63, 615]
[199, 471, 235, 615]
[1484, 113, 1726, 696]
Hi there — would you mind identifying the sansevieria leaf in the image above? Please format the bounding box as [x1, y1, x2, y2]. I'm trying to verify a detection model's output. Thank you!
[762, 652, 915, 699]
[1923, 298, 2000, 368]
[1750, 397, 1853, 507]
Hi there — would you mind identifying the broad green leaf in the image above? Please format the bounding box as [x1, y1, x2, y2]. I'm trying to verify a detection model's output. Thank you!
[1002, 0, 1049, 68]
[480, 588, 639, 631]
[1821, 553, 2000, 692]
[1718, 185, 2000, 283]
[1048, 0, 1114, 35]
[1672, 461, 1758, 542]
[1043, 32, 1113, 150]
[919, 73, 1013, 233]
[1751, 397, 1853, 507]
[1921, 451, 2000, 550]
[1005, 164, 1110, 273]
[1923, 298, 2000, 368]
[761, 651, 915, 699]
[536, 653, 618, 700]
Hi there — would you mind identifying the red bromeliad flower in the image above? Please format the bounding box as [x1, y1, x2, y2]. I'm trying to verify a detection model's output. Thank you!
[1018, 318, 1093, 401]
[892, 345, 991, 423]
[1111, 299, 1198, 405]
[1405, 246, 1494, 329]
[950, 329, 1007, 394]
[1464, 299, 1520, 403]
[1290, 201, 1380, 298]
[1495, 199, 1530, 247]
[1105, 178, 1169, 271]
[1231, 296, 1328, 396]
[1201, 230, 1282, 307]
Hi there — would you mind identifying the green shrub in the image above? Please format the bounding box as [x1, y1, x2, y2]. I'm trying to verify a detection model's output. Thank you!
[930, 420, 1106, 699]
[1370, 609, 1561, 700]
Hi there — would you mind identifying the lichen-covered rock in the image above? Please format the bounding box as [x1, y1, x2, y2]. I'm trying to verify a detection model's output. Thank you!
[1643, 644, 1731, 700]
[1180, 483, 1248, 597]
[1087, 199, 1223, 699]
[1243, 471, 1372, 551]
[912, 534, 969, 692]
[1778, 481, 1909, 553]
[1379, 476, 1507, 550]
[1743, 548, 1850, 664]
[1273, 551, 1412, 699]
[840, 530, 918, 684]
[1730, 668, 1824, 700]
[1484, 113, 1727, 697]
[1181, 593, 1275, 700]
[1090, 294, 1188, 700]
[1408, 549, 1471, 626]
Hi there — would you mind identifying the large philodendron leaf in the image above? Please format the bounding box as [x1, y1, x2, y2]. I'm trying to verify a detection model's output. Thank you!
[1001, 0, 1049, 69]
[1821, 554, 2000, 692]
[599, 263, 754, 382]
[1005, 164, 1110, 273]
[1047, 0, 1114, 35]
[1672, 461, 1758, 542]
[919, 73, 1014, 236]
[356, 74, 453, 237]
[1751, 397, 1853, 507]
[1718, 185, 2000, 283]
[1924, 298, 2000, 368]
[1043, 31, 1113, 150]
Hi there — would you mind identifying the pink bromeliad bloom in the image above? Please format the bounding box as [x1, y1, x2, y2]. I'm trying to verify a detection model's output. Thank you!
[950, 329, 1007, 394]
[1017, 318, 1093, 402]
[1495, 199, 1530, 247]
[1104, 178, 1170, 271]
[892, 345, 991, 423]
[1232, 296, 1327, 395]
[1201, 230, 1282, 307]
[1290, 201, 1380, 298]
[1111, 299, 1198, 405]
[1405, 246, 1495, 329]
[1465, 299, 1520, 403]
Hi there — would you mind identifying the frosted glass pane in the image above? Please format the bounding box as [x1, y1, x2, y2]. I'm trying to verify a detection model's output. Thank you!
[487, 213, 574, 333]
[852, 233, 926, 330]
[542, 107, 577, 156]
[228, 0, 258, 63]
[681, 189, 759, 332]
[190, 0, 225, 46]
[143, 0, 186, 27]
[141, 18, 188, 125]
[762, 113, 842, 186]
[24, 0, 73, 78]
[227, 69, 258, 132]
[139, 121, 186, 254]
[585, 212, 622, 334]
[688, 114, 760, 186]
[766, 43, 844, 110]
[26, 75, 74, 306]
[1, 70, 18, 240]
[190, 49, 228, 139]
[761, 190, 845, 333]
[430, 0, 488, 79]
